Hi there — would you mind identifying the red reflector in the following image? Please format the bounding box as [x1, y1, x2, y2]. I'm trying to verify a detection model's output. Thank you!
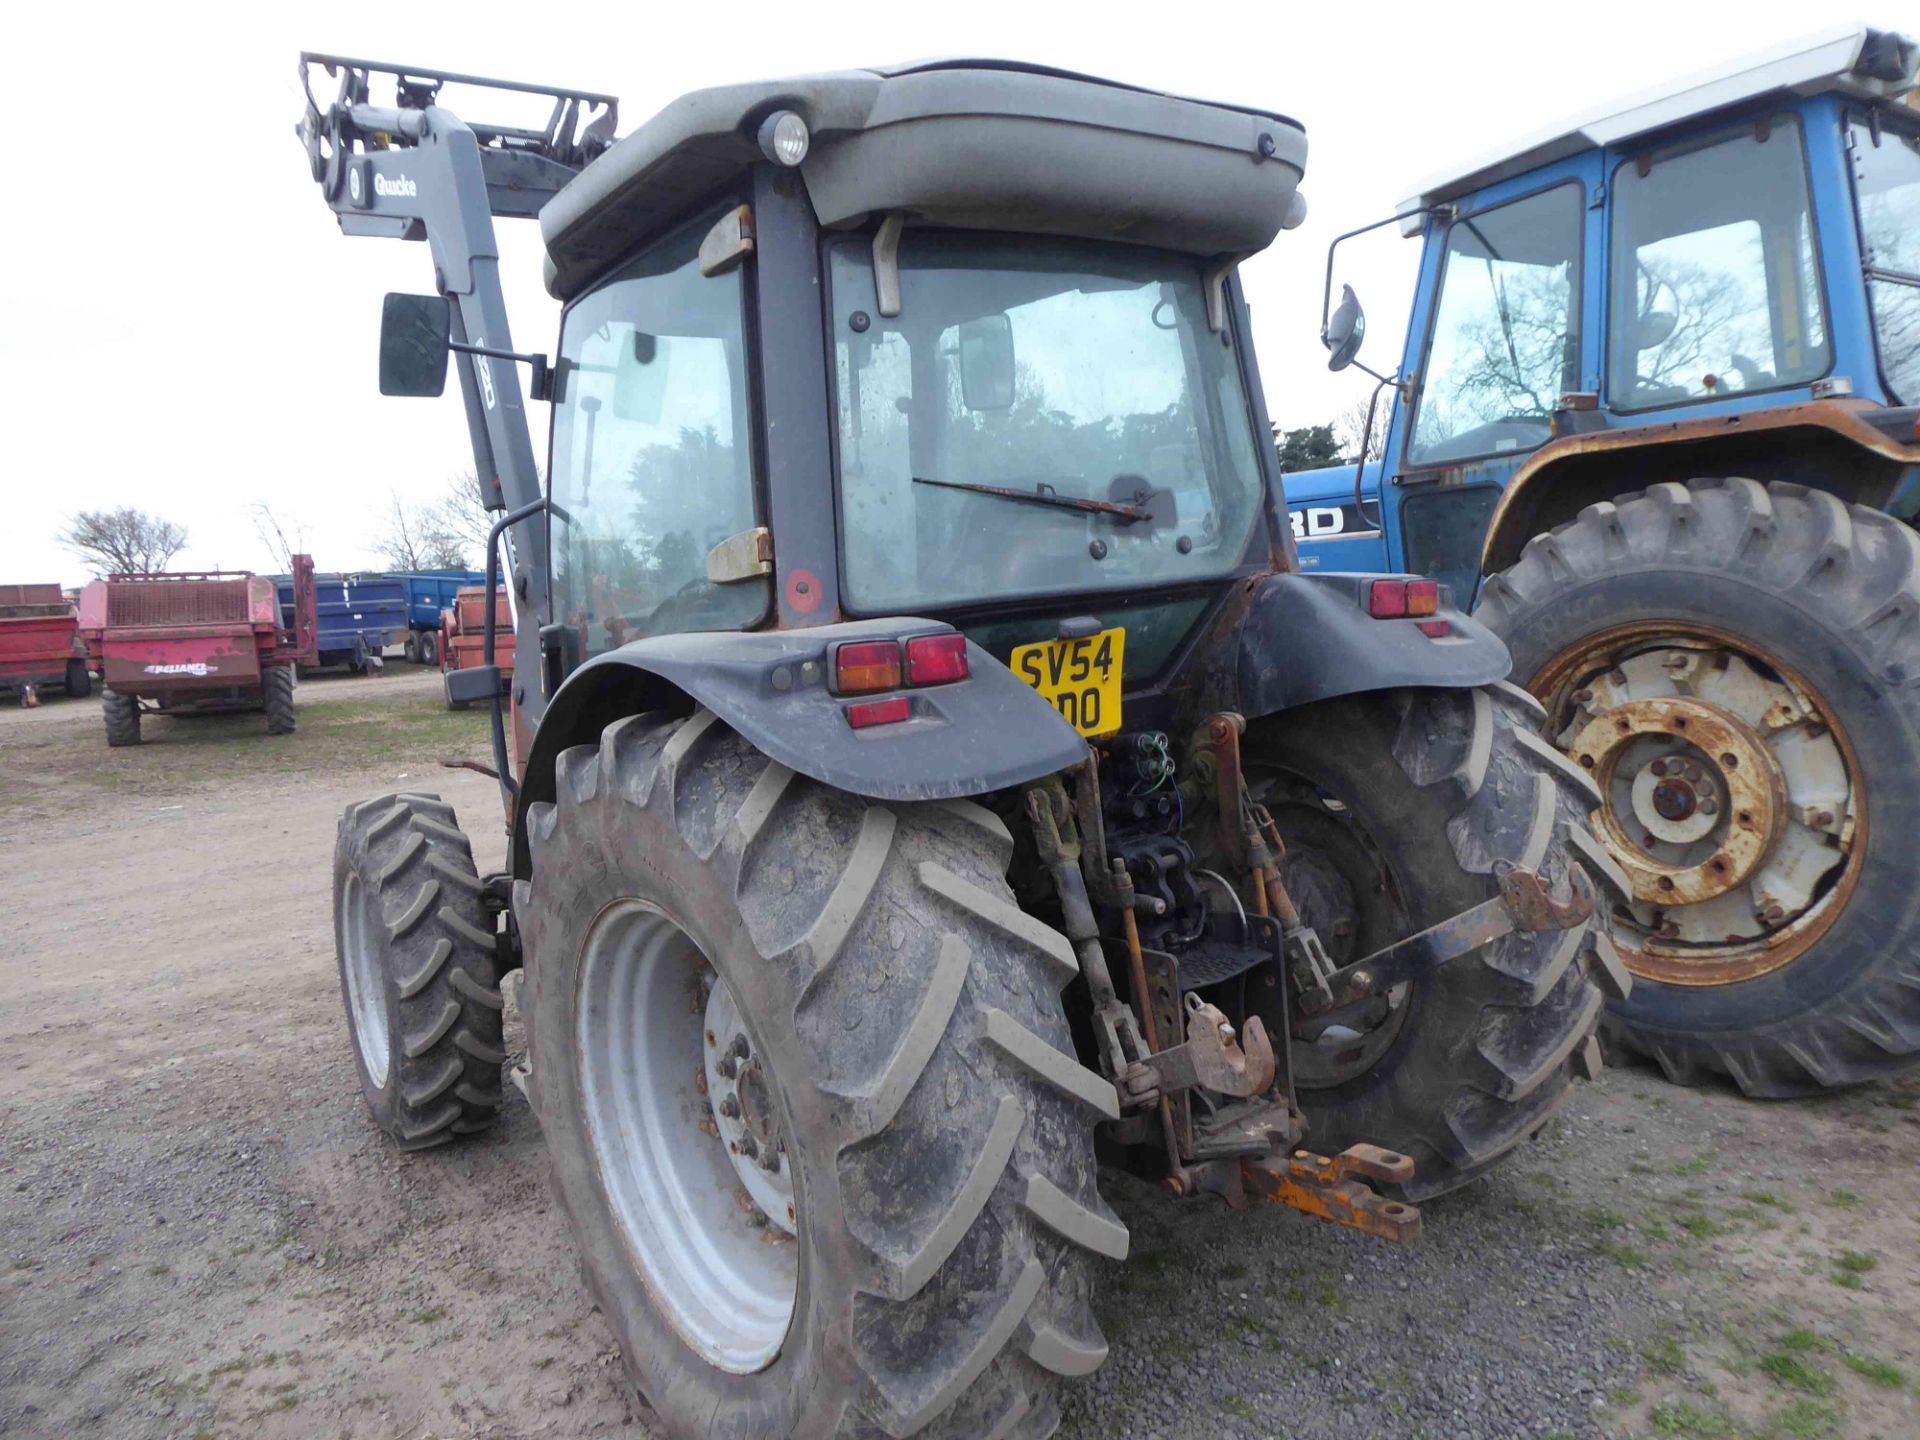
[834, 639, 902, 694]
[1368, 579, 1407, 618]
[847, 695, 911, 729]
[1406, 579, 1439, 617]
[905, 632, 969, 686]
[1417, 619, 1452, 638]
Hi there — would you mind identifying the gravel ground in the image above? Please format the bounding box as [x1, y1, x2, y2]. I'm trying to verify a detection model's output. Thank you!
[3, 670, 1918, 1440]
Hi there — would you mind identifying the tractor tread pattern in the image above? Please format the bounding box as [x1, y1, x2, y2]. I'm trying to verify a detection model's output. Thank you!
[264, 666, 296, 735]
[521, 710, 1116, 1440]
[1479, 477, 1920, 1096]
[334, 794, 503, 1149]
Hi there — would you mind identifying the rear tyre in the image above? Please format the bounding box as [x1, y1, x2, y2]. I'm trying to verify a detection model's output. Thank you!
[521, 708, 1120, 1439]
[102, 689, 140, 747]
[1479, 479, 1920, 1096]
[1245, 684, 1622, 1198]
[419, 631, 439, 668]
[404, 634, 420, 664]
[333, 792, 504, 1148]
[264, 667, 296, 736]
[65, 659, 91, 699]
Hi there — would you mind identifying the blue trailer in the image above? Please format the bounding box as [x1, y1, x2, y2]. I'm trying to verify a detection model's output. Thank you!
[389, 570, 485, 664]
[275, 572, 410, 674]
[1286, 26, 1920, 1099]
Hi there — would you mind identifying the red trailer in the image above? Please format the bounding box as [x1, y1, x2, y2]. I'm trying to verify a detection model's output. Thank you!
[0, 584, 91, 703]
[76, 556, 319, 746]
[438, 584, 513, 711]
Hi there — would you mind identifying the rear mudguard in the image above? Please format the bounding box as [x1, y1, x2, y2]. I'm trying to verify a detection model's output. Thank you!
[1235, 572, 1510, 718]
[512, 618, 1086, 875]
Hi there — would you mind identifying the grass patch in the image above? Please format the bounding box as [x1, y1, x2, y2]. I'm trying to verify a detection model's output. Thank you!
[1593, 1238, 1650, 1267]
[1742, 1190, 1793, 1212]
[1648, 1400, 1740, 1437]
[1223, 1395, 1255, 1422]
[409, 1306, 448, 1325]
[1841, 1353, 1906, 1389]
[1826, 1189, 1861, 1209]
[1644, 1335, 1687, 1375]
[1760, 1349, 1836, 1396]
[1673, 1151, 1718, 1177]
[1763, 1397, 1843, 1438]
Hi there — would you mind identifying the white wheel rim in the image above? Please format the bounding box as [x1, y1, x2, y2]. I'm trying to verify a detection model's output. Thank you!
[341, 872, 391, 1087]
[577, 901, 798, 1373]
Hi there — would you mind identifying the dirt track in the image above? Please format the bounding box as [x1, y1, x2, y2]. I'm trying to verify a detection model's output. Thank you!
[4, 669, 1919, 1440]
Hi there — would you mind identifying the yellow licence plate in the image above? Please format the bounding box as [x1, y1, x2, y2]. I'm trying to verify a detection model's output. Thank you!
[1011, 627, 1126, 738]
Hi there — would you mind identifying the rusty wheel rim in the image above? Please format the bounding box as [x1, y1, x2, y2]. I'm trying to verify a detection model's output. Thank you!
[1531, 621, 1863, 987]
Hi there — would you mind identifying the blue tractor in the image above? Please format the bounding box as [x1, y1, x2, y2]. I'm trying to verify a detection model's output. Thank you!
[1288, 25, 1920, 1097]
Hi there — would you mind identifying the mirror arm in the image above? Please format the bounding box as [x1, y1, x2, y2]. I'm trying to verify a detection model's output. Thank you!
[1318, 206, 1449, 343]
[448, 339, 552, 402]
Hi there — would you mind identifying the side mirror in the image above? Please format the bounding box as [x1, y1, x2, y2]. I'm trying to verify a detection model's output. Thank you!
[378, 293, 451, 397]
[1323, 285, 1366, 372]
[1636, 309, 1678, 351]
[957, 314, 1016, 411]
[612, 330, 666, 423]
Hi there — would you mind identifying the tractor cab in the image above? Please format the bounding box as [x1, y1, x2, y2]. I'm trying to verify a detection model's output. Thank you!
[1292, 24, 1920, 600]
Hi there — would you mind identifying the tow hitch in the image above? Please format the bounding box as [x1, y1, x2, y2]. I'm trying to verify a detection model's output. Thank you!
[1298, 862, 1597, 1016]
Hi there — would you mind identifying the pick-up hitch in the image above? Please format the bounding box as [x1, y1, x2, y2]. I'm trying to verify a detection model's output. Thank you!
[1298, 861, 1598, 1016]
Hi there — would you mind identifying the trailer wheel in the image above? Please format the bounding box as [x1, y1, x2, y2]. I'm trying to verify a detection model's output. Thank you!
[333, 792, 504, 1148]
[521, 709, 1120, 1438]
[64, 659, 91, 699]
[102, 689, 140, 747]
[264, 667, 296, 736]
[419, 631, 438, 668]
[1479, 479, 1920, 1097]
[404, 634, 420, 664]
[1244, 684, 1620, 1198]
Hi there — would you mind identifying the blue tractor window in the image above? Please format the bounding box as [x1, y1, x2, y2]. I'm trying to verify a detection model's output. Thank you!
[1608, 116, 1830, 410]
[1407, 183, 1584, 467]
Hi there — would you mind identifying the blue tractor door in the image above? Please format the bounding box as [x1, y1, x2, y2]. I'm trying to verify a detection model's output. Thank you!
[1374, 150, 1605, 602]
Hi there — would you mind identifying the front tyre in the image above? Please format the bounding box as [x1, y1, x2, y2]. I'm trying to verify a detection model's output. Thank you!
[102, 689, 140, 747]
[65, 659, 91, 699]
[1245, 684, 1624, 1198]
[333, 792, 504, 1147]
[1479, 479, 1920, 1097]
[521, 709, 1122, 1440]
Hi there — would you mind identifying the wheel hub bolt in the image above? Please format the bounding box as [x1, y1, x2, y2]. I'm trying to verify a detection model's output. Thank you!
[757, 1149, 782, 1173]
[1650, 759, 1669, 777]
[716, 1056, 738, 1079]
[1699, 795, 1719, 816]
[739, 1135, 758, 1159]
[719, 1095, 740, 1119]
[729, 1034, 751, 1060]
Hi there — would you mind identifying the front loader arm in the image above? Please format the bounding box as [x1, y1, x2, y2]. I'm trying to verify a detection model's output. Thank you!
[295, 55, 618, 737]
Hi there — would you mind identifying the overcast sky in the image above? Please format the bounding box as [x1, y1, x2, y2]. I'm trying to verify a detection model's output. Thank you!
[2, 0, 1867, 585]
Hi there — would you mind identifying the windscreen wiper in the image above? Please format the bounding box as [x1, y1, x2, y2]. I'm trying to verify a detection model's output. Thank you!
[912, 476, 1151, 523]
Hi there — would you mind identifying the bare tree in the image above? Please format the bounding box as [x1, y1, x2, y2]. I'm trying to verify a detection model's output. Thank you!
[1334, 395, 1387, 463]
[374, 492, 469, 571]
[60, 507, 188, 576]
[433, 473, 495, 564]
[250, 503, 306, 574]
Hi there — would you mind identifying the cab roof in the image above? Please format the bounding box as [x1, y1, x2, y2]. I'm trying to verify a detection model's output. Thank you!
[541, 59, 1308, 300]
[1396, 24, 1917, 221]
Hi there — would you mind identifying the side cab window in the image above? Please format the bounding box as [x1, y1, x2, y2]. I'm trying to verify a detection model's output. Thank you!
[547, 213, 766, 659]
[1607, 115, 1831, 411]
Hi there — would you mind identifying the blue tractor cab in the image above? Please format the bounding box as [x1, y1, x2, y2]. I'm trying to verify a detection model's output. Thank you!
[1285, 24, 1920, 1098]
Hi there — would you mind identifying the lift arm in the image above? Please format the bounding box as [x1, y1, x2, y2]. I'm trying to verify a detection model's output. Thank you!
[294, 53, 618, 735]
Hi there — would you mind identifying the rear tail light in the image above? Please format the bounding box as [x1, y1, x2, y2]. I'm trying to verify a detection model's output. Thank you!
[833, 640, 902, 694]
[1368, 578, 1440, 619]
[905, 632, 969, 686]
[1417, 619, 1451, 638]
[846, 696, 911, 729]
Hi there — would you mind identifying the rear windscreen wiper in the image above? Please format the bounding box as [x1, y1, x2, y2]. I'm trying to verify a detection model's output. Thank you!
[912, 476, 1151, 523]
